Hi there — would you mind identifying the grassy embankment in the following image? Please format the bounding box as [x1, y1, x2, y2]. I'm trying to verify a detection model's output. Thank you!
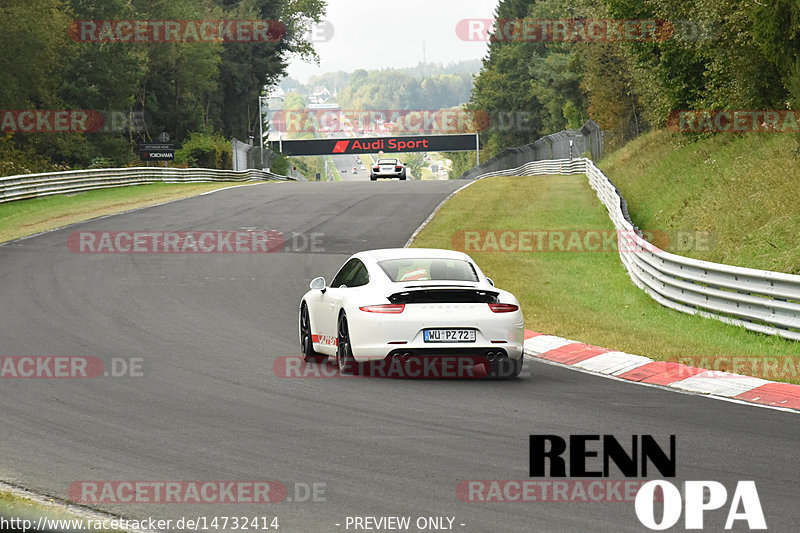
[0, 182, 255, 243]
[411, 130, 800, 383]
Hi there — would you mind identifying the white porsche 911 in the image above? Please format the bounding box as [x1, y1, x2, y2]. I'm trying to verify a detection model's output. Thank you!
[298, 248, 524, 378]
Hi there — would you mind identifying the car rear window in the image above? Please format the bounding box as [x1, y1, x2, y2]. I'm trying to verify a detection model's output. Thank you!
[379, 258, 479, 282]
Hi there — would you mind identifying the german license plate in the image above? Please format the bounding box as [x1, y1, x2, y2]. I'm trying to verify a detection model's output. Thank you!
[423, 329, 476, 343]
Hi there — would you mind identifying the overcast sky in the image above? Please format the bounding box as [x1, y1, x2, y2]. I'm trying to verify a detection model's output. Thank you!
[287, 0, 500, 82]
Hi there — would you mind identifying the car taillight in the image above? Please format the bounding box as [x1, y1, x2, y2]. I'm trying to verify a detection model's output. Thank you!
[359, 304, 405, 313]
[488, 303, 519, 313]
[395, 166, 402, 171]
[373, 166, 379, 172]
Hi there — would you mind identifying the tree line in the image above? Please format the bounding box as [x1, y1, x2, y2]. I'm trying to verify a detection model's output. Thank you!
[280, 60, 480, 111]
[449, 0, 800, 176]
[0, 0, 325, 175]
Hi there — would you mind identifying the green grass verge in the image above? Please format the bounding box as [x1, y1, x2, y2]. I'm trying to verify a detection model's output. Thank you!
[0, 490, 125, 532]
[326, 156, 343, 181]
[410, 175, 800, 383]
[0, 182, 251, 244]
[601, 130, 800, 273]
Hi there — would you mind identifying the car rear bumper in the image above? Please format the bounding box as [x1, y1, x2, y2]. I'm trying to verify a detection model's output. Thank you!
[371, 173, 404, 178]
[350, 350, 519, 378]
[352, 342, 524, 362]
[347, 307, 524, 361]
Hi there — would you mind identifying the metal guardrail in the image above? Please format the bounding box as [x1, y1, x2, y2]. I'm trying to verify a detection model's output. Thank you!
[0, 167, 293, 204]
[458, 120, 603, 180]
[469, 157, 800, 341]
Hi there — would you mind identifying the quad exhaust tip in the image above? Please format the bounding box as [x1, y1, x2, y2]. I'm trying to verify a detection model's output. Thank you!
[485, 351, 507, 362]
[392, 353, 414, 363]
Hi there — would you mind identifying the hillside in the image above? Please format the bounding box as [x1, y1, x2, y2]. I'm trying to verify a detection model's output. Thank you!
[601, 131, 800, 274]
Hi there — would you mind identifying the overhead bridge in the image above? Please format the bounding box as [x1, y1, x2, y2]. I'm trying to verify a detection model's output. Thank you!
[278, 133, 479, 157]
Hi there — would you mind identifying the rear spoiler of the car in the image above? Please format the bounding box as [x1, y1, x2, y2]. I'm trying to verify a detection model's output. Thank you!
[388, 287, 500, 304]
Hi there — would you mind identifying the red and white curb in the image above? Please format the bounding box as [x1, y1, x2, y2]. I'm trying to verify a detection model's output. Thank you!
[523, 330, 800, 413]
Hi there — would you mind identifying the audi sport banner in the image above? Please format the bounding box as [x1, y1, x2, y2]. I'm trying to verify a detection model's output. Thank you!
[279, 134, 477, 156]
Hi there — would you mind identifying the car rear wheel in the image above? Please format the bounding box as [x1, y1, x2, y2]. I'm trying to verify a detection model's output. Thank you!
[300, 304, 326, 363]
[337, 314, 356, 374]
[370, 175, 377, 181]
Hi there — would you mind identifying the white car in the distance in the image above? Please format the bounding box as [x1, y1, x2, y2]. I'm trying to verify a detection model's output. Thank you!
[370, 158, 407, 181]
[298, 248, 524, 378]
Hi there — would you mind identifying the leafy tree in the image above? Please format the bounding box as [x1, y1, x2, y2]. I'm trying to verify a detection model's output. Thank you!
[0, 0, 73, 108]
[525, 0, 588, 133]
[174, 131, 231, 169]
[403, 153, 425, 178]
[466, 0, 548, 159]
[283, 91, 308, 110]
[466, 0, 798, 159]
[214, 0, 326, 141]
[307, 71, 351, 94]
[0, 0, 327, 174]
[750, 0, 800, 110]
[337, 70, 472, 110]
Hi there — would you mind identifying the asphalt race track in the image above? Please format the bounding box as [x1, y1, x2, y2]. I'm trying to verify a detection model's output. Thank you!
[1, 180, 799, 532]
[332, 154, 367, 182]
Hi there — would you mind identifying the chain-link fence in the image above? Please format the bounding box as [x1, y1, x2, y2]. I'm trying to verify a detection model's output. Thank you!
[459, 120, 603, 180]
[232, 138, 279, 171]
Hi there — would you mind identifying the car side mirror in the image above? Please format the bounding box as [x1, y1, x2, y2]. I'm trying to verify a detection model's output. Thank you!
[310, 277, 326, 292]
[486, 277, 495, 286]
